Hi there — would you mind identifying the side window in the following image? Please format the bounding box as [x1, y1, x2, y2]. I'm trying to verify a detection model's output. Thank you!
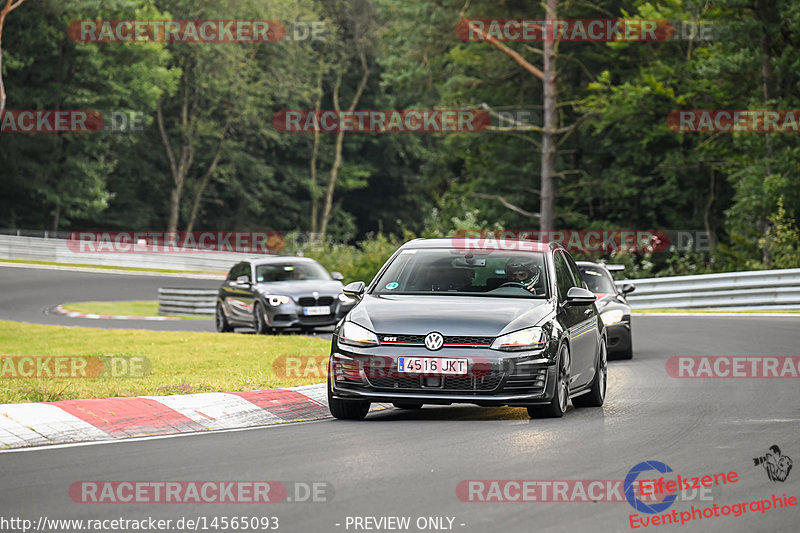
[553, 252, 574, 301]
[241, 263, 252, 281]
[565, 254, 586, 290]
[227, 263, 241, 281]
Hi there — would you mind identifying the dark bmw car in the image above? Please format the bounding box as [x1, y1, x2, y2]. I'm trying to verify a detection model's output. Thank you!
[327, 238, 608, 420]
[216, 257, 355, 333]
[577, 261, 635, 359]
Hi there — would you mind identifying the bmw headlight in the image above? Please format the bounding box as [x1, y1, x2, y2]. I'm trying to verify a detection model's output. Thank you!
[266, 295, 291, 306]
[600, 309, 625, 325]
[338, 321, 379, 347]
[490, 327, 547, 351]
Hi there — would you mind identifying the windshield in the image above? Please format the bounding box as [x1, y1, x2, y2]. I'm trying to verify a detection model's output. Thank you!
[372, 249, 548, 298]
[578, 266, 617, 294]
[255, 262, 330, 282]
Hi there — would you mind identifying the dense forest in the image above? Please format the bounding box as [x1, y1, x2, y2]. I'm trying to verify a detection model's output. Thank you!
[1, 0, 799, 278]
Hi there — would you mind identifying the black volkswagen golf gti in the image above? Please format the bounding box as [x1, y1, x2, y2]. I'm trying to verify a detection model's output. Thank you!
[327, 238, 608, 420]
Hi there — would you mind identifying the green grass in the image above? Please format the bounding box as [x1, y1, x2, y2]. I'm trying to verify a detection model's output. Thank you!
[0, 258, 224, 275]
[61, 300, 208, 320]
[0, 320, 330, 404]
[633, 308, 800, 314]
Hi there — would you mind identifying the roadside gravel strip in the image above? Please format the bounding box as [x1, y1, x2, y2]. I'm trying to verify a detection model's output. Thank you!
[0, 383, 371, 449]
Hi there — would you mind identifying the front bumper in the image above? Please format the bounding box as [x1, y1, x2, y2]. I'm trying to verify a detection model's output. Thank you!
[328, 341, 560, 407]
[265, 300, 354, 328]
[605, 319, 631, 353]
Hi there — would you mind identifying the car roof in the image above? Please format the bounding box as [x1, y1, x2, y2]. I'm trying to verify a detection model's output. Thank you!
[401, 237, 559, 253]
[245, 256, 321, 266]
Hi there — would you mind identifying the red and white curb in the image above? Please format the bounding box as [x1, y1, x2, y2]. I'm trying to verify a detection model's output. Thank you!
[50, 304, 179, 321]
[0, 384, 383, 449]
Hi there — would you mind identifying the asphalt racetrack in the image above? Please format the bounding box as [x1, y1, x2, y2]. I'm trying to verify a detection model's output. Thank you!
[0, 265, 798, 532]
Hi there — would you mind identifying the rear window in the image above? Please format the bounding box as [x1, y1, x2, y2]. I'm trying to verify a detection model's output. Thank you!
[372, 249, 548, 298]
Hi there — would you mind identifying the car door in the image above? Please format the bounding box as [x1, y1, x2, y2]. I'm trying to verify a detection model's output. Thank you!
[554, 251, 596, 388]
[226, 262, 255, 322]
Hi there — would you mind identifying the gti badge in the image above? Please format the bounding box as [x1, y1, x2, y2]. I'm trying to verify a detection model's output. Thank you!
[424, 332, 444, 351]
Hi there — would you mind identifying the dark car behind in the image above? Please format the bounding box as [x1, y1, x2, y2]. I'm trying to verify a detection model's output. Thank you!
[577, 261, 636, 359]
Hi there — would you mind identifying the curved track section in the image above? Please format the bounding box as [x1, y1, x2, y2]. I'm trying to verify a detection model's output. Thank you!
[0, 265, 798, 532]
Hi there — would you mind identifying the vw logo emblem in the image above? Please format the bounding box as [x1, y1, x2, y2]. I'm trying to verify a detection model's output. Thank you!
[424, 332, 444, 351]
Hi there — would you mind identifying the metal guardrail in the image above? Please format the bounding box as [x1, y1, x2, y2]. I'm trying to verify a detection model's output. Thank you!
[0, 235, 254, 273]
[616, 268, 800, 310]
[158, 288, 218, 316]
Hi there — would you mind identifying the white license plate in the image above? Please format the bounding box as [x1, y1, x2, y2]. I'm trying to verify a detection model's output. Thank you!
[303, 306, 330, 316]
[398, 357, 468, 376]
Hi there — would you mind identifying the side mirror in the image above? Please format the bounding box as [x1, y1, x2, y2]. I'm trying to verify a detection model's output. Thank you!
[564, 286, 596, 307]
[331, 271, 344, 281]
[621, 283, 636, 295]
[235, 275, 251, 286]
[342, 281, 366, 299]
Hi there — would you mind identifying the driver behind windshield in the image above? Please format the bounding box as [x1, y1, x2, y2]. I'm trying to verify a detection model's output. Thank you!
[505, 261, 543, 295]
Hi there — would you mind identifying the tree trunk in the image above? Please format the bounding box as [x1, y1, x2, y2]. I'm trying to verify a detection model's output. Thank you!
[157, 75, 195, 234]
[309, 57, 324, 235]
[539, 0, 558, 232]
[0, 0, 30, 117]
[185, 121, 229, 233]
[319, 51, 370, 236]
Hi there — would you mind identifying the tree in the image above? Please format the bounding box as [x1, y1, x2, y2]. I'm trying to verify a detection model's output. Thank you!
[0, 0, 28, 117]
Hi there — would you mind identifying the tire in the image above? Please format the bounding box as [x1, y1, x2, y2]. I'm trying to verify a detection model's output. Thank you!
[528, 345, 569, 419]
[327, 377, 370, 420]
[253, 302, 269, 335]
[215, 303, 232, 333]
[392, 402, 423, 409]
[572, 338, 607, 408]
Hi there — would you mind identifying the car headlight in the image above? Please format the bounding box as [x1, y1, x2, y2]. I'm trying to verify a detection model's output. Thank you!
[338, 321, 379, 347]
[338, 293, 355, 303]
[266, 295, 291, 306]
[490, 327, 547, 351]
[601, 309, 624, 326]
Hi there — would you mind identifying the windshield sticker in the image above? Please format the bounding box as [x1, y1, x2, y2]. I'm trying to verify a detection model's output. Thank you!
[385, 282, 399, 290]
[399, 249, 417, 254]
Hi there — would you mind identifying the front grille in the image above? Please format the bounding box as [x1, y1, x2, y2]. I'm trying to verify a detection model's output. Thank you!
[501, 367, 547, 394]
[378, 333, 494, 347]
[298, 296, 335, 306]
[299, 315, 335, 324]
[363, 357, 503, 393]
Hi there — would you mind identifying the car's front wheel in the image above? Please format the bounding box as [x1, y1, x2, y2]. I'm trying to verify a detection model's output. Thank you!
[215, 303, 232, 333]
[327, 377, 370, 420]
[573, 338, 607, 408]
[528, 344, 569, 418]
[253, 302, 270, 334]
